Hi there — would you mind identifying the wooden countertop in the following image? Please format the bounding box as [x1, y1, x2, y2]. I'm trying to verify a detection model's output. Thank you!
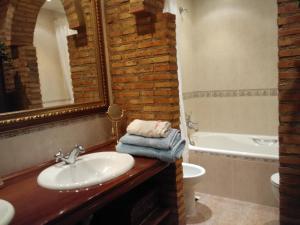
[0, 143, 169, 225]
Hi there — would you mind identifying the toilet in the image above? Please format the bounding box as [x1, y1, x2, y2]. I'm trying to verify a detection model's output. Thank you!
[271, 172, 279, 201]
[182, 163, 206, 216]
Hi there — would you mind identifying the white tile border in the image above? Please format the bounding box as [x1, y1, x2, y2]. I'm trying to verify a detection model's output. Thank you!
[183, 88, 278, 100]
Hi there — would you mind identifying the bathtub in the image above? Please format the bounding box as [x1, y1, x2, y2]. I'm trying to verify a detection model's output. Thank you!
[188, 132, 279, 206]
[189, 132, 279, 160]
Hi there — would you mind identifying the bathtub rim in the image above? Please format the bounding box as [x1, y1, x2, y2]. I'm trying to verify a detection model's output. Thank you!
[189, 132, 279, 160]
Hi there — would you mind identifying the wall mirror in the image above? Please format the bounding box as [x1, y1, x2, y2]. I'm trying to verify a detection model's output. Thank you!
[0, 0, 108, 132]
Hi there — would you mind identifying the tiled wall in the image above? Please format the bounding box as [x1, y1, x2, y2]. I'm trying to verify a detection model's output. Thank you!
[190, 150, 278, 207]
[184, 93, 278, 136]
[0, 115, 112, 177]
[177, 0, 279, 135]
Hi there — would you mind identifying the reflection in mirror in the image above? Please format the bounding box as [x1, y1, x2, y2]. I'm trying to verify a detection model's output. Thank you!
[0, 0, 106, 115]
[0, 0, 108, 132]
[34, 0, 76, 108]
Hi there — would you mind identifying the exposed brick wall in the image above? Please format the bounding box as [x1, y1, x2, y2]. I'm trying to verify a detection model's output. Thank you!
[0, 0, 15, 44]
[10, 46, 42, 109]
[0, 1, 9, 37]
[0, 0, 101, 108]
[67, 0, 102, 103]
[8, 0, 83, 46]
[10, 0, 45, 46]
[105, 0, 180, 128]
[278, 0, 300, 224]
[104, 1, 183, 224]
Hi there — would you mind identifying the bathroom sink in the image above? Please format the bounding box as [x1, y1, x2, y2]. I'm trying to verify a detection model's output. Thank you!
[0, 199, 15, 225]
[37, 151, 135, 191]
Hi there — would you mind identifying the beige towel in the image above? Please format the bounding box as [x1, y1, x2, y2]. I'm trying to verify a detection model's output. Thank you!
[127, 119, 171, 138]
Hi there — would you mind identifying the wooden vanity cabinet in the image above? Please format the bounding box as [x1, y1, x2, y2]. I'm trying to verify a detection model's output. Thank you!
[0, 144, 184, 225]
[89, 174, 169, 225]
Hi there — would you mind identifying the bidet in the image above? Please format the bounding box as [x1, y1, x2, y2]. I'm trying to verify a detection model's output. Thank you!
[271, 173, 279, 202]
[182, 162, 206, 216]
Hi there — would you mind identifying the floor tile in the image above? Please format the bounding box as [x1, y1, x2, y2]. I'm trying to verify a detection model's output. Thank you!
[187, 193, 279, 225]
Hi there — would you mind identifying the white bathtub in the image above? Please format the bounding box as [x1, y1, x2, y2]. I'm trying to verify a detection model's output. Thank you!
[189, 132, 279, 160]
[189, 132, 279, 206]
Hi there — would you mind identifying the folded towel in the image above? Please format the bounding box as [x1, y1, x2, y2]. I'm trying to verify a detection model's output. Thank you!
[116, 139, 186, 163]
[120, 129, 181, 150]
[127, 119, 171, 138]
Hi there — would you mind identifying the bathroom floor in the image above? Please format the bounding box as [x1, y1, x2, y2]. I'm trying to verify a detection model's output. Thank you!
[187, 193, 279, 225]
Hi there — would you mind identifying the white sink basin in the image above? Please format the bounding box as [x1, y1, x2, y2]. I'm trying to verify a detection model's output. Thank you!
[37, 151, 135, 191]
[0, 199, 15, 225]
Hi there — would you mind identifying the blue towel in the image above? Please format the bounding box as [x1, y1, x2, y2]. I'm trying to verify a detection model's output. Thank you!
[116, 138, 186, 163]
[119, 129, 181, 150]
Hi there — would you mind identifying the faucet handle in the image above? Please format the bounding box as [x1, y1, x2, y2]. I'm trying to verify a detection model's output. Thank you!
[75, 144, 85, 153]
[55, 151, 64, 162]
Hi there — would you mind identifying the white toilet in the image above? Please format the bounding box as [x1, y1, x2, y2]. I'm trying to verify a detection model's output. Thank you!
[271, 172, 279, 201]
[182, 163, 206, 216]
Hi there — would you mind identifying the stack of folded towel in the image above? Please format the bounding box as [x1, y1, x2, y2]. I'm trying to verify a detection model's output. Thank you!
[116, 119, 186, 162]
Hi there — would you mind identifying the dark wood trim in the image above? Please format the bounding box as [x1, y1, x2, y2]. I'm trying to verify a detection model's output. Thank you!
[92, 0, 109, 106]
[140, 208, 171, 225]
[0, 101, 108, 133]
[0, 58, 7, 113]
[0, 0, 109, 133]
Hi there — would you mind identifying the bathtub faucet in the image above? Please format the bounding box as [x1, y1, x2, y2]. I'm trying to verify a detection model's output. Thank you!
[186, 114, 199, 132]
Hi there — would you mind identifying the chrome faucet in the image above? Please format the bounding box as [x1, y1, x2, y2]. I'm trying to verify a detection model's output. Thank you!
[185, 113, 198, 146]
[55, 144, 85, 164]
[186, 113, 199, 132]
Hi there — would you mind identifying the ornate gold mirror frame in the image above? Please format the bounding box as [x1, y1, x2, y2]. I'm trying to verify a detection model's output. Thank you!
[0, 0, 109, 133]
